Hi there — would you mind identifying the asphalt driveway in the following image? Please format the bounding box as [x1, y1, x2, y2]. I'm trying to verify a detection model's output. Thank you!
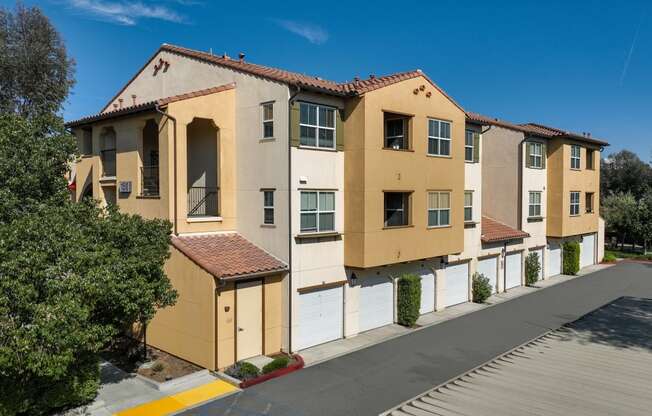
[184, 261, 652, 416]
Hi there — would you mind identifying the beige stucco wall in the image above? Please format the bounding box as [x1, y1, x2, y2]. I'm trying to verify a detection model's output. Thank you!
[521, 138, 548, 249]
[344, 76, 466, 268]
[148, 246, 216, 370]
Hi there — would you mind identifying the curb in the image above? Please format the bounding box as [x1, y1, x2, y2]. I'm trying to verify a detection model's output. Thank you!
[239, 355, 304, 388]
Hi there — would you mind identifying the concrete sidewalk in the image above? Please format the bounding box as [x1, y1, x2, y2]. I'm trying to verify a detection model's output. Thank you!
[299, 263, 613, 367]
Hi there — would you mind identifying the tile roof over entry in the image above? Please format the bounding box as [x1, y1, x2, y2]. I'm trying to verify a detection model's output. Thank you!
[171, 233, 287, 280]
[481, 216, 529, 243]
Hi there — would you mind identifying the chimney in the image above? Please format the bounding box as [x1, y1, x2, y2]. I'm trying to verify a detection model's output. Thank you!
[238, 52, 245, 63]
[118, 98, 123, 109]
[131, 94, 137, 106]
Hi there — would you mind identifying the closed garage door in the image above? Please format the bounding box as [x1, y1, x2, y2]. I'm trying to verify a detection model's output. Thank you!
[419, 269, 435, 314]
[530, 248, 544, 281]
[359, 276, 393, 332]
[547, 242, 562, 277]
[505, 252, 522, 290]
[445, 262, 469, 307]
[296, 286, 343, 350]
[581, 234, 596, 268]
[477, 256, 498, 294]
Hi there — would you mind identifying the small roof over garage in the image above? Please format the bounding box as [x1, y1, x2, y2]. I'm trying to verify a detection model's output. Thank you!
[481, 216, 530, 243]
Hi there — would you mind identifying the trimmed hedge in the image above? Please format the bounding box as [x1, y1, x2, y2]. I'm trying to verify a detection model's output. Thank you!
[262, 356, 290, 374]
[472, 272, 492, 303]
[397, 274, 421, 327]
[225, 361, 260, 381]
[525, 252, 541, 286]
[563, 241, 580, 275]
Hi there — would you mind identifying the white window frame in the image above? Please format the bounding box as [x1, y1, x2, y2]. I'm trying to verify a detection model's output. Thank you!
[570, 145, 581, 169]
[428, 119, 452, 157]
[300, 191, 335, 233]
[299, 102, 336, 149]
[384, 117, 408, 150]
[570, 191, 580, 216]
[464, 130, 474, 162]
[464, 191, 473, 222]
[263, 190, 274, 225]
[261, 102, 274, 139]
[529, 191, 542, 218]
[428, 191, 451, 227]
[529, 142, 543, 168]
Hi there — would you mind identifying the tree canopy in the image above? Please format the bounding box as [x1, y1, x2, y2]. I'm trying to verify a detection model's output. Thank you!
[601, 150, 652, 201]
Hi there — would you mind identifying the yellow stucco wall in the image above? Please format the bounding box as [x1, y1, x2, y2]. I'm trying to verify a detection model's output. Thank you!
[344, 76, 466, 268]
[547, 138, 601, 237]
[148, 246, 216, 370]
[263, 274, 284, 355]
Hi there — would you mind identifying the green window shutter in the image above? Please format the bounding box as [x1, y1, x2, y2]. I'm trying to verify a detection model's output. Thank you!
[525, 142, 532, 168]
[473, 132, 480, 163]
[290, 101, 300, 147]
[541, 143, 547, 169]
[336, 109, 344, 151]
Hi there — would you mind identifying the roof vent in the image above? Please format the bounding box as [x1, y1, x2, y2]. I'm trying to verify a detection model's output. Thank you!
[370, 74, 376, 79]
[118, 98, 123, 109]
[131, 94, 137, 106]
[222, 52, 229, 60]
[238, 52, 245, 63]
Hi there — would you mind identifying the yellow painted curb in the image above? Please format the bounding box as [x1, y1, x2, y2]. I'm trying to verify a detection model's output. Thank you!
[114, 380, 237, 416]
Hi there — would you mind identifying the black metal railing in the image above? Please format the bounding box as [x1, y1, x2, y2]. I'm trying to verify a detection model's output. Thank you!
[101, 149, 116, 177]
[141, 166, 159, 196]
[187, 186, 219, 217]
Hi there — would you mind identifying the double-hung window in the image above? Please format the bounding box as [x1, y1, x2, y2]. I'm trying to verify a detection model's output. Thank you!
[428, 119, 451, 156]
[385, 117, 408, 150]
[300, 191, 335, 232]
[464, 191, 473, 222]
[465, 130, 474, 162]
[263, 190, 274, 225]
[384, 192, 410, 227]
[262, 102, 274, 138]
[570, 191, 580, 215]
[428, 191, 451, 227]
[529, 191, 542, 217]
[528, 142, 544, 168]
[299, 103, 335, 149]
[570, 145, 581, 169]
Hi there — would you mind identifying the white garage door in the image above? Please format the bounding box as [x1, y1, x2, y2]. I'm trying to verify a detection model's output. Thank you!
[359, 275, 393, 332]
[296, 286, 343, 350]
[581, 234, 596, 268]
[477, 256, 498, 294]
[530, 248, 544, 281]
[547, 242, 562, 277]
[505, 252, 522, 290]
[445, 262, 469, 307]
[419, 269, 435, 314]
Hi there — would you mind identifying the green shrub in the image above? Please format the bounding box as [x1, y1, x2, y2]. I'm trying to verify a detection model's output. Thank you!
[262, 356, 290, 374]
[603, 252, 617, 263]
[525, 252, 541, 286]
[397, 274, 421, 327]
[563, 241, 580, 275]
[225, 361, 260, 381]
[472, 272, 492, 303]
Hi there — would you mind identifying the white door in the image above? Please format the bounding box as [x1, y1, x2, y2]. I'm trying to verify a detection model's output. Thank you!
[530, 248, 544, 280]
[236, 280, 263, 360]
[505, 252, 522, 289]
[547, 242, 562, 277]
[477, 257, 498, 293]
[445, 262, 469, 307]
[359, 275, 394, 332]
[296, 286, 343, 350]
[581, 234, 596, 268]
[419, 269, 435, 314]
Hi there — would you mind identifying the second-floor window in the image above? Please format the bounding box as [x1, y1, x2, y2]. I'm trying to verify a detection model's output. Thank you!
[527, 142, 544, 168]
[428, 119, 451, 156]
[571, 145, 581, 169]
[570, 191, 580, 215]
[586, 149, 595, 170]
[586, 192, 594, 213]
[464, 191, 473, 222]
[300, 103, 335, 149]
[262, 102, 274, 138]
[263, 190, 274, 225]
[428, 191, 451, 227]
[300, 191, 335, 232]
[384, 115, 409, 150]
[384, 192, 410, 227]
[529, 191, 542, 217]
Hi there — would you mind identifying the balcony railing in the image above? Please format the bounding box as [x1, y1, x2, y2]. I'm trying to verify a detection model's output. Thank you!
[141, 166, 159, 196]
[101, 149, 116, 177]
[188, 186, 219, 217]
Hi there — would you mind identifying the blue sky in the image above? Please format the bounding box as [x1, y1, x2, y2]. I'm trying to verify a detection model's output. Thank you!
[8, 0, 651, 159]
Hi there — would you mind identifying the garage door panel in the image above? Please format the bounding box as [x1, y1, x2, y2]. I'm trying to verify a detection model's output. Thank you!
[547, 243, 562, 277]
[419, 270, 435, 314]
[581, 234, 596, 268]
[297, 287, 343, 350]
[445, 263, 469, 307]
[359, 276, 393, 332]
[505, 252, 522, 290]
[477, 257, 498, 294]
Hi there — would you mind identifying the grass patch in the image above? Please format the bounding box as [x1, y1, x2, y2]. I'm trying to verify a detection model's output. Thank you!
[605, 249, 652, 261]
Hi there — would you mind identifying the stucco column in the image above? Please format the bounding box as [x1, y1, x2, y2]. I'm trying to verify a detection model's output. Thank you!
[434, 261, 446, 311]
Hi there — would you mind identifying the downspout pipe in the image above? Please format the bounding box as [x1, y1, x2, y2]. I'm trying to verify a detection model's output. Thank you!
[287, 85, 301, 353]
[155, 103, 178, 236]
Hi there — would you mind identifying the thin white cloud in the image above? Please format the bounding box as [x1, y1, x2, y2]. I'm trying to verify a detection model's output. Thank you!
[619, 11, 647, 86]
[274, 19, 328, 44]
[67, 0, 187, 26]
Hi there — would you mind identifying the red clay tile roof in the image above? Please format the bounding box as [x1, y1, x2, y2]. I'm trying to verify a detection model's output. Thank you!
[171, 233, 287, 280]
[66, 83, 235, 127]
[519, 122, 609, 146]
[481, 216, 529, 243]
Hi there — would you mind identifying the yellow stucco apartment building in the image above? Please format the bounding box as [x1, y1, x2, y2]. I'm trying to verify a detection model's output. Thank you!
[67, 44, 608, 370]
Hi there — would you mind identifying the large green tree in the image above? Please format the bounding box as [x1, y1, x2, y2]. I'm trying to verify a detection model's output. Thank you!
[601, 150, 652, 201]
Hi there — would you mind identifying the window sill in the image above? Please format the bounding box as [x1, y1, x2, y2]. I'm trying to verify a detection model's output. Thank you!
[464, 221, 477, 228]
[382, 147, 414, 152]
[427, 225, 452, 229]
[464, 160, 478, 164]
[99, 176, 117, 185]
[570, 168, 581, 171]
[295, 231, 341, 239]
[526, 166, 545, 170]
[383, 224, 414, 230]
[81, 154, 94, 159]
[298, 145, 337, 152]
[527, 216, 544, 222]
[260, 224, 276, 228]
[426, 154, 452, 159]
[136, 195, 160, 199]
[187, 216, 223, 223]
[569, 214, 581, 217]
[259, 137, 276, 143]
[586, 210, 595, 214]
